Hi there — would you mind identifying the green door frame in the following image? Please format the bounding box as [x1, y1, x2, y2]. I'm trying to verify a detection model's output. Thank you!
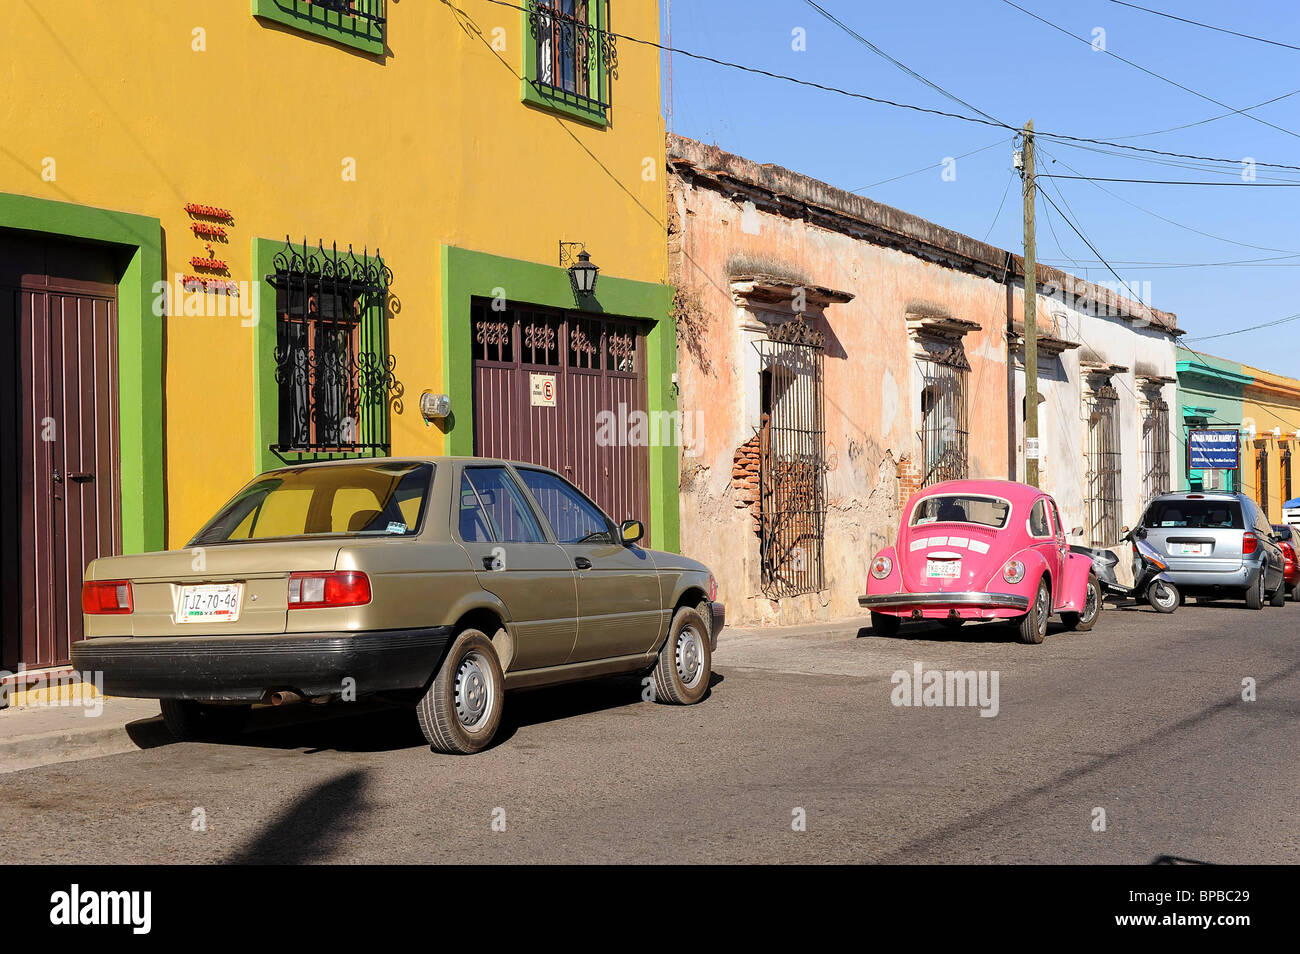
[440, 245, 678, 551]
[0, 192, 164, 554]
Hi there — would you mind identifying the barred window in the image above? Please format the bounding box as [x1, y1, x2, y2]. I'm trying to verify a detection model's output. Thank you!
[1085, 385, 1122, 547]
[269, 238, 393, 456]
[252, 0, 386, 54]
[917, 348, 970, 488]
[1257, 441, 1270, 514]
[526, 0, 616, 123]
[1141, 398, 1170, 503]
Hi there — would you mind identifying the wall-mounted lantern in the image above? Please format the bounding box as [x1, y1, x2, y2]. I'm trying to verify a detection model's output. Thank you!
[560, 242, 599, 299]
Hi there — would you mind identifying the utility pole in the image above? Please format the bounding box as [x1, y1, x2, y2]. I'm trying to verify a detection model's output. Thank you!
[1021, 120, 1039, 488]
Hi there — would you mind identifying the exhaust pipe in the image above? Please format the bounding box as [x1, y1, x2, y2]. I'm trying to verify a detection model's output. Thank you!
[268, 689, 304, 707]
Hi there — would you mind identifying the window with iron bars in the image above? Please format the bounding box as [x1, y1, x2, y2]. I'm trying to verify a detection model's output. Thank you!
[1141, 398, 1170, 503]
[252, 0, 386, 54]
[1284, 445, 1293, 508]
[917, 348, 970, 488]
[1085, 386, 1123, 547]
[524, 1, 616, 125]
[1257, 441, 1270, 515]
[268, 238, 393, 457]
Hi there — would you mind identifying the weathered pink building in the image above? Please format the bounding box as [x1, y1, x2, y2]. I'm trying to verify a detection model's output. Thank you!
[667, 135, 1178, 625]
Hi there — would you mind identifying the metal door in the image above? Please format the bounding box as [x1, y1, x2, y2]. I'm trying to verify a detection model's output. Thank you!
[1, 233, 121, 671]
[471, 300, 651, 533]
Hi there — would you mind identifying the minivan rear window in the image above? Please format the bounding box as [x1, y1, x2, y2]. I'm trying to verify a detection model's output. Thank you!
[1142, 499, 1243, 530]
[190, 462, 433, 545]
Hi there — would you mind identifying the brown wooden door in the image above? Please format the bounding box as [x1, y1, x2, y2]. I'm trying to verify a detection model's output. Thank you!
[471, 299, 650, 534]
[1, 233, 121, 671]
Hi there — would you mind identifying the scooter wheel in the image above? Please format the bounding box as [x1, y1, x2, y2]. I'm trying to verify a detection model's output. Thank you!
[1149, 581, 1180, 614]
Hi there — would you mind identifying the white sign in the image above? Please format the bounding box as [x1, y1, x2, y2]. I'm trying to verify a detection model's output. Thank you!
[530, 373, 557, 407]
[1025, 437, 1041, 460]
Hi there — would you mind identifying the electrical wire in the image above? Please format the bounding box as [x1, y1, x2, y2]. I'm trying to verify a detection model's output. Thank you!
[1105, 0, 1300, 53]
[1039, 175, 1300, 186]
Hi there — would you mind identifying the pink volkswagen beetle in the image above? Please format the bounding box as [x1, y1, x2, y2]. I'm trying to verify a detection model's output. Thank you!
[859, 480, 1101, 643]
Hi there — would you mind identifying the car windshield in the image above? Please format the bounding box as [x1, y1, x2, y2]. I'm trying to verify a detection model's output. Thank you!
[1142, 499, 1243, 530]
[190, 462, 433, 545]
[910, 494, 1010, 529]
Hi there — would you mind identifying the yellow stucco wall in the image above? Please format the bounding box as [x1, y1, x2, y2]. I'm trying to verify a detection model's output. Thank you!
[1241, 365, 1300, 523]
[1, 0, 667, 546]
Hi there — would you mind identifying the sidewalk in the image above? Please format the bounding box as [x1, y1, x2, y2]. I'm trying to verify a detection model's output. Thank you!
[0, 697, 172, 775]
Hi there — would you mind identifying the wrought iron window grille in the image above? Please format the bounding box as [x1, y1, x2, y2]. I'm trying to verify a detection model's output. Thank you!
[267, 237, 395, 457]
[1085, 384, 1123, 547]
[269, 0, 386, 38]
[756, 318, 827, 599]
[1141, 398, 1171, 504]
[526, 0, 617, 117]
[916, 346, 971, 488]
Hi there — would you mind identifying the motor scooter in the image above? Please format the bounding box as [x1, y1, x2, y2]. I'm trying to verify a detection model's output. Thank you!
[1068, 527, 1180, 614]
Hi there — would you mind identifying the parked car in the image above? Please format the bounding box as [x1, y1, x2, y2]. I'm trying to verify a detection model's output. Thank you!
[1136, 492, 1287, 610]
[1272, 524, 1300, 601]
[72, 458, 725, 754]
[858, 480, 1100, 644]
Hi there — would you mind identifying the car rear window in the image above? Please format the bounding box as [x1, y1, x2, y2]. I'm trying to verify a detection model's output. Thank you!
[911, 495, 1011, 529]
[190, 462, 433, 545]
[1142, 499, 1243, 530]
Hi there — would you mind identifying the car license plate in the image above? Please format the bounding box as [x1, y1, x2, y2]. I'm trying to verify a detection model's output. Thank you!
[1174, 543, 1208, 556]
[178, 583, 243, 623]
[926, 559, 961, 579]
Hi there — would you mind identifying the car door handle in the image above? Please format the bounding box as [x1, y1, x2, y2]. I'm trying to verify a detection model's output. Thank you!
[574, 557, 592, 570]
[69, 472, 95, 483]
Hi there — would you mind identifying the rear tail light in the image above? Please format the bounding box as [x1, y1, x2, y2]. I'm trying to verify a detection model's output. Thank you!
[288, 571, 371, 609]
[1243, 532, 1259, 555]
[1003, 560, 1027, 584]
[870, 555, 893, 580]
[707, 574, 718, 602]
[82, 580, 133, 615]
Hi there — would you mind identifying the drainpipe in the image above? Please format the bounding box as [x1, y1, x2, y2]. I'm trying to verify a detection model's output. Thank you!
[1002, 251, 1017, 480]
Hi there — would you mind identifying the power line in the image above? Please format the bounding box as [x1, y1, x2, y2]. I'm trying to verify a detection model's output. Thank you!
[474, 0, 1300, 172]
[1186, 313, 1300, 342]
[1109, 89, 1300, 141]
[1105, 0, 1300, 53]
[1039, 174, 1300, 186]
[848, 137, 1010, 192]
[983, 168, 1018, 241]
[998, 0, 1300, 140]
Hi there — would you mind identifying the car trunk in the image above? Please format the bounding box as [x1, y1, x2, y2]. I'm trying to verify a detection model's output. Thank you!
[85, 541, 341, 637]
[900, 524, 1000, 593]
[1141, 499, 1246, 573]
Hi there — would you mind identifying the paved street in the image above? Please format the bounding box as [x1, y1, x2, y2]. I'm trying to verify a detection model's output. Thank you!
[1, 599, 1297, 865]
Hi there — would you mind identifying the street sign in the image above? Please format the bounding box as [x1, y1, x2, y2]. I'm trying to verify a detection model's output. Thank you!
[530, 372, 557, 407]
[1188, 428, 1240, 470]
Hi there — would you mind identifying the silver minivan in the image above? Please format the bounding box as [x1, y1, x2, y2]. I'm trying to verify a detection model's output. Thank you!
[1137, 492, 1288, 609]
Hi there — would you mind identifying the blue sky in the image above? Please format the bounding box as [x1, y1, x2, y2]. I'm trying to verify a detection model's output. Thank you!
[660, 0, 1300, 376]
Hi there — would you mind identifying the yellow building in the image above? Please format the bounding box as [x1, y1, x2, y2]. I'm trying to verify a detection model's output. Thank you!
[1241, 364, 1300, 524]
[0, 1, 675, 673]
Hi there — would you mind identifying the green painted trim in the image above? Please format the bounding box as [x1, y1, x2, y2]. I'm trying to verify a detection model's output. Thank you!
[251, 0, 385, 55]
[440, 245, 678, 551]
[0, 192, 163, 554]
[519, 5, 609, 128]
[250, 237, 387, 475]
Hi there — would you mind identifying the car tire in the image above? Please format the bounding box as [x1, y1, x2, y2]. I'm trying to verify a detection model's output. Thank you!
[1016, 578, 1050, 644]
[871, 611, 901, 636]
[1290, 584, 1298, 603]
[653, 607, 711, 705]
[1269, 579, 1287, 607]
[159, 700, 251, 742]
[1062, 572, 1102, 632]
[416, 628, 504, 755]
[1245, 572, 1266, 610]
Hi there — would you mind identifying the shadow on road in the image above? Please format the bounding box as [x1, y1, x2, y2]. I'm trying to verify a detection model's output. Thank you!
[225, 769, 369, 864]
[854, 620, 1065, 644]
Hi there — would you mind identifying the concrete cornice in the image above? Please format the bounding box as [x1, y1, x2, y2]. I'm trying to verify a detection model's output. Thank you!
[668, 134, 1182, 334]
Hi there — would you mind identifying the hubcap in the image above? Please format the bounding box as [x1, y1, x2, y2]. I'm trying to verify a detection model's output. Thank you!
[1083, 582, 1100, 622]
[454, 651, 494, 729]
[1036, 585, 1049, 632]
[675, 626, 705, 689]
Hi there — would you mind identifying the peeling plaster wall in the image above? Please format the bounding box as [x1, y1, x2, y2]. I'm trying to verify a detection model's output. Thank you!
[670, 175, 1013, 625]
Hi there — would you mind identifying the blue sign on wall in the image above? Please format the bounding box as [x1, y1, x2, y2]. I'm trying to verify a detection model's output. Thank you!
[1188, 429, 1240, 470]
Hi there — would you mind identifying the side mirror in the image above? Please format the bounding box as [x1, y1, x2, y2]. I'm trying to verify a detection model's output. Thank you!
[619, 519, 645, 545]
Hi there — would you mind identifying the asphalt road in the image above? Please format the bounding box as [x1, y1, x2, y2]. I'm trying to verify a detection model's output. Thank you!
[1, 596, 1297, 864]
